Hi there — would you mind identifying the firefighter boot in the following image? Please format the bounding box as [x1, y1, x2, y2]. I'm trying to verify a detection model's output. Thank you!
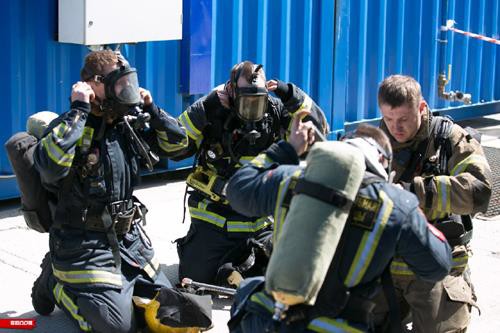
[31, 252, 55, 315]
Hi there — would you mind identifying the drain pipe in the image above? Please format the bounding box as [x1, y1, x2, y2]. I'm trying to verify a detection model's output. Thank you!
[437, 0, 472, 105]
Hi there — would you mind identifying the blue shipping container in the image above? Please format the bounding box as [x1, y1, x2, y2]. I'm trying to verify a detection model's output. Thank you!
[1, 0, 499, 199]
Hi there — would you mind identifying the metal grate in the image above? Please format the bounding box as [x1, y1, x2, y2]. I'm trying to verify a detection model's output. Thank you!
[483, 147, 500, 217]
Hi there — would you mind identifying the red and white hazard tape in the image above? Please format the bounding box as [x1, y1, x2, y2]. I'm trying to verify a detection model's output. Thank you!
[442, 20, 500, 45]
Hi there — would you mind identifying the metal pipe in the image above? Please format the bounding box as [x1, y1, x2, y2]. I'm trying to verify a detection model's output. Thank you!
[437, 0, 472, 105]
[181, 278, 236, 296]
[437, 67, 472, 104]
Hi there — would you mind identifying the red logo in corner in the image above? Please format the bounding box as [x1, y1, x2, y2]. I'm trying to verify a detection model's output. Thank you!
[0, 318, 36, 330]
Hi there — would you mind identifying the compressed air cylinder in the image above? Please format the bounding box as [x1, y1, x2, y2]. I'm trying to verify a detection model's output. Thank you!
[265, 141, 365, 306]
[26, 111, 58, 139]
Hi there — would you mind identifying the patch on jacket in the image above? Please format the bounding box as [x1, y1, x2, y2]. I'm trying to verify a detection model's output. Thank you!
[349, 195, 381, 231]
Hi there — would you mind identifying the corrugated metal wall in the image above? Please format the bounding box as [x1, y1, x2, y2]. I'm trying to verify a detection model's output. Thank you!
[211, 0, 499, 132]
[1, 0, 499, 199]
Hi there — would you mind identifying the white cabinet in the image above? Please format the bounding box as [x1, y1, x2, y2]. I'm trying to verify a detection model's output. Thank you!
[58, 0, 182, 45]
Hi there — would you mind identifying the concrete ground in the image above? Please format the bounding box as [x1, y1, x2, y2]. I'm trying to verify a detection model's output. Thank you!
[1, 114, 500, 332]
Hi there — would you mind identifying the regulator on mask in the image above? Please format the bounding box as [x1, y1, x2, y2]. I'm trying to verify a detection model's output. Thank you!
[226, 63, 270, 148]
[231, 64, 268, 123]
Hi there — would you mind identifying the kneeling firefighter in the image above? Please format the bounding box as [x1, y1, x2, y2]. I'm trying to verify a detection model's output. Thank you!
[13, 50, 211, 333]
[169, 60, 329, 287]
[225, 119, 452, 332]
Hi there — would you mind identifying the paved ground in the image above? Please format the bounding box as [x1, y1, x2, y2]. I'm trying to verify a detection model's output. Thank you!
[1, 114, 500, 332]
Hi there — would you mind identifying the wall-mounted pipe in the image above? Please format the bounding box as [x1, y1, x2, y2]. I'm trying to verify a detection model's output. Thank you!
[437, 65, 472, 104]
[437, 0, 471, 105]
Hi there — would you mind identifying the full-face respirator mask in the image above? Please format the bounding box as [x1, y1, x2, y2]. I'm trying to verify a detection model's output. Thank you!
[91, 64, 142, 119]
[224, 63, 271, 148]
[230, 64, 268, 123]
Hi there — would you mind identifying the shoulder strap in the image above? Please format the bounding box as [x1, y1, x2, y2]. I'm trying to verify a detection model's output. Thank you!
[433, 116, 454, 175]
[294, 178, 353, 209]
[398, 138, 429, 183]
[399, 116, 453, 182]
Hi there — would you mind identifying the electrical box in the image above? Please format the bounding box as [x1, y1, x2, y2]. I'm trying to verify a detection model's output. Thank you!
[58, 0, 182, 45]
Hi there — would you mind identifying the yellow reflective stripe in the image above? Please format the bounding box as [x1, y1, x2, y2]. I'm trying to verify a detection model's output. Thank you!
[155, 130, 188, 152]
[198, 199, 210, 210]
[296, 95, 313, 113]
[249, 291, 274, 313]
[53, 122, 68, 142]
[428, 208, 447, 221]
[53, 267, 123, 286]
[452, 253, 469, 270]
[435, 176, 451, 213]
[179, 111, 202, 142]
[273, 171, 301, 244]
[76, 126, 94, 148]
[390, 260, 414, 276]
[451, 154, 489, 176]
[143, 256, 160, 279]
[238, 155, 256, 166]
[250, 153, 274, 168]
[41, 136, 74, 167]
[345, 191, 393, 287]
[227, 217, 271, 233]
[53, 283, 91, 331]
[189, 206, 226, 228]
[308, 317, 364, 333]
[287, 95, 313, 133]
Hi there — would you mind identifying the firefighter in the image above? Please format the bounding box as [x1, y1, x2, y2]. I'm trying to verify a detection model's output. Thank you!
[170, 60, 328, 286]
[376, 74, 492, 332]
[29, 50, 208, 333]
[224, 117, 453, 332]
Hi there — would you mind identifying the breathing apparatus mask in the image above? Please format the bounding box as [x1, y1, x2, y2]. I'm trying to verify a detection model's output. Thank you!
[88, 62, 142, 119]
[230, 64, 268, 123]
[221, 63, 271, 153]
[344, 136, 393, 180]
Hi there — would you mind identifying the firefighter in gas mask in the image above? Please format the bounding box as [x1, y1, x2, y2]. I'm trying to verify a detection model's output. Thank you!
[30, 50, 206, 333]
[169, 60, 329, 287]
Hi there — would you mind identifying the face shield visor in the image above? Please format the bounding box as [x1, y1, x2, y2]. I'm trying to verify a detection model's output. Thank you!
[103, 65, 141, 106]
[234, 86, 268, 122]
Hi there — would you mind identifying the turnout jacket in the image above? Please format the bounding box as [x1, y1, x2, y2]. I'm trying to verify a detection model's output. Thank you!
[171, 82, 328, 235]
[381, 107, 492, 220]
[381, 108, 492, 278]
[34, 101, 187, 289]
[226, 141, 452, 331]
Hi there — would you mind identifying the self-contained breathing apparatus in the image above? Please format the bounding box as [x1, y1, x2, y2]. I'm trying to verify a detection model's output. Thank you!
[186, 63, 275, 204]
[84, 53, 160, 171]
[396, 115, 478, 247]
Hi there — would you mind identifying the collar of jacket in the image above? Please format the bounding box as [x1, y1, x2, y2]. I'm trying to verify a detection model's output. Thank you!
[380, 106, 432, 152]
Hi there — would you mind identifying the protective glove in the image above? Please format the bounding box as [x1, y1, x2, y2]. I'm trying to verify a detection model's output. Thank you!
[273, 79, 293, 103]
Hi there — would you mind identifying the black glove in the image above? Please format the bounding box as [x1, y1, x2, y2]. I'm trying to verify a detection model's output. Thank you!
[142, 103, 164, 130]
[273, 79, 293, 103]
